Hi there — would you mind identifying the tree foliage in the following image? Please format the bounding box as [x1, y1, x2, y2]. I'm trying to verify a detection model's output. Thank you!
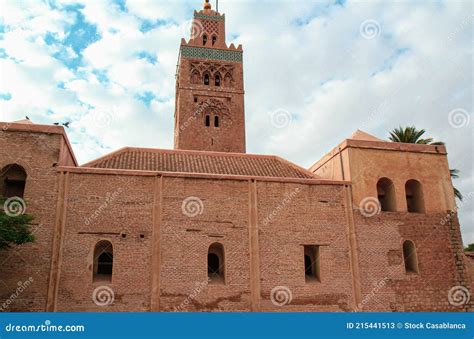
[0, 197, 35, 250]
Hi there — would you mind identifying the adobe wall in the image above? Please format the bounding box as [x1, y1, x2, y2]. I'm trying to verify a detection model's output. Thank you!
[1, 130, 469, 312]
[465, 253, 474, 294]
[256, 181, 355, 311]
[311, 147, 350, 182]
[49, 171, 353, 312]
[347, 146, 455, 213]
[54, 173, 155, 311]
[0, 129, 63, 311]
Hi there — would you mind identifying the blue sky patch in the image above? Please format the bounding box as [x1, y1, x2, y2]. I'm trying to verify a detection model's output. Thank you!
[135, 91, 156, 108]
[137, 51, 158, 65]
[371, 47, 410, 76]
[113, 0, 128, 12]
[140, 19, 171, 33]
[92, 69, 109, 84]
[0, 93, 12, 101]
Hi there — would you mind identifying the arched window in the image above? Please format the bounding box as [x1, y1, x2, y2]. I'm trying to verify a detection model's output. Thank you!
[205, 115, 210, 127]
[215, 73, 221, 87]
[203, 73, 210, 86]
[0, 164, 27, 198]
[402, 240, 418, 273]
[377, 177, 396, 212]
[211, 35, 217, 46]
[93, 240, 113, 282]
[202, 34, 208, 46]
[224, 73, 232, 87]
[405, 179, 425, 213]
[208, 242, 224, 283]
[190, 70, 200, 84]
[304, 245, 320, 282]
[214, 115, 219, 128]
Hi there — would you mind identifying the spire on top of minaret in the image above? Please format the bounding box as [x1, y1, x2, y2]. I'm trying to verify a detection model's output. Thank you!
[203, 0, 211, 10]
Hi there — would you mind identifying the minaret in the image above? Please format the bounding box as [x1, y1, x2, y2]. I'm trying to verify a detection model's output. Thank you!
[173, 0, 246, 153]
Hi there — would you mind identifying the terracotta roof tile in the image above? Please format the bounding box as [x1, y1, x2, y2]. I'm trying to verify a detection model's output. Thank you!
[83, 147, 315, 179]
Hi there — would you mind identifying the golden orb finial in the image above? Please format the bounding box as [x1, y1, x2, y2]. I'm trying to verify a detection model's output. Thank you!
[203, 0, 211, 10]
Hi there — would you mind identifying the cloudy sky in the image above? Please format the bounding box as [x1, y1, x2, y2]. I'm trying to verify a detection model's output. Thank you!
[0, 0, 472, 243]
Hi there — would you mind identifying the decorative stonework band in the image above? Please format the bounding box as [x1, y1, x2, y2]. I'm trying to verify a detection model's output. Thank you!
[194, 13, 225, 21]
[181, 46, 242, 63]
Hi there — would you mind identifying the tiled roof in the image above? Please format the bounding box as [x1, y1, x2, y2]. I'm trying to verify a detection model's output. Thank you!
[83, 148, 315, 179]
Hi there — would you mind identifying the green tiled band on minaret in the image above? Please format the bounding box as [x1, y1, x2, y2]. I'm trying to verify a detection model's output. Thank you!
[194, 13, 225, 21]
[181, 46, 242, 62]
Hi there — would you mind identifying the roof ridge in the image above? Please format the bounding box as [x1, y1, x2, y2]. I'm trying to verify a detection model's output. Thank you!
[123, 147, 279, 159]
[274, 156, 319, 178]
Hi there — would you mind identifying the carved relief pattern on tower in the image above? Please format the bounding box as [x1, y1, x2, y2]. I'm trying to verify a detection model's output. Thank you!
[201, 19, 219, 34]
[195, 98, 232, 123]
[181, 46, 243, 62]
[189, 61, 234, 87]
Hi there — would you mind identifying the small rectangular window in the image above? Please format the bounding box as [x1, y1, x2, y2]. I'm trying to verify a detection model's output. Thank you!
[304, 245, 320, 282]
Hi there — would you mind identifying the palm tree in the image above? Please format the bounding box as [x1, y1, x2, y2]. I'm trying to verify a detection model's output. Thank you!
[389, 126, 462, 201]
[450, 169, 463, 201]
[389, 126, 445, 145]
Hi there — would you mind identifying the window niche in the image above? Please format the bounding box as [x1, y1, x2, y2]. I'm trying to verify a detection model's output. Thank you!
[377, 177, 396, 212]
[405, 179, 425, 213]
[304, 245, 320, 282]
[93, 240, 114, 282]
[402, 240, 419, 274]
[0, 164, 27, 198]
[208, 242, 225, 284]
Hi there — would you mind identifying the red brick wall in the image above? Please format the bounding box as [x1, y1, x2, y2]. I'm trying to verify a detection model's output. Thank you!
[1, 130, 470, 312]
[354, 211, 472, 311]
[0, 130, 63, 311]
[36, 171, 356, 312]
[55, 173, 154, 311]
[159, 177, 251, 311]
[465, 253, 474, 295]
[256, 182, 354, 311]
